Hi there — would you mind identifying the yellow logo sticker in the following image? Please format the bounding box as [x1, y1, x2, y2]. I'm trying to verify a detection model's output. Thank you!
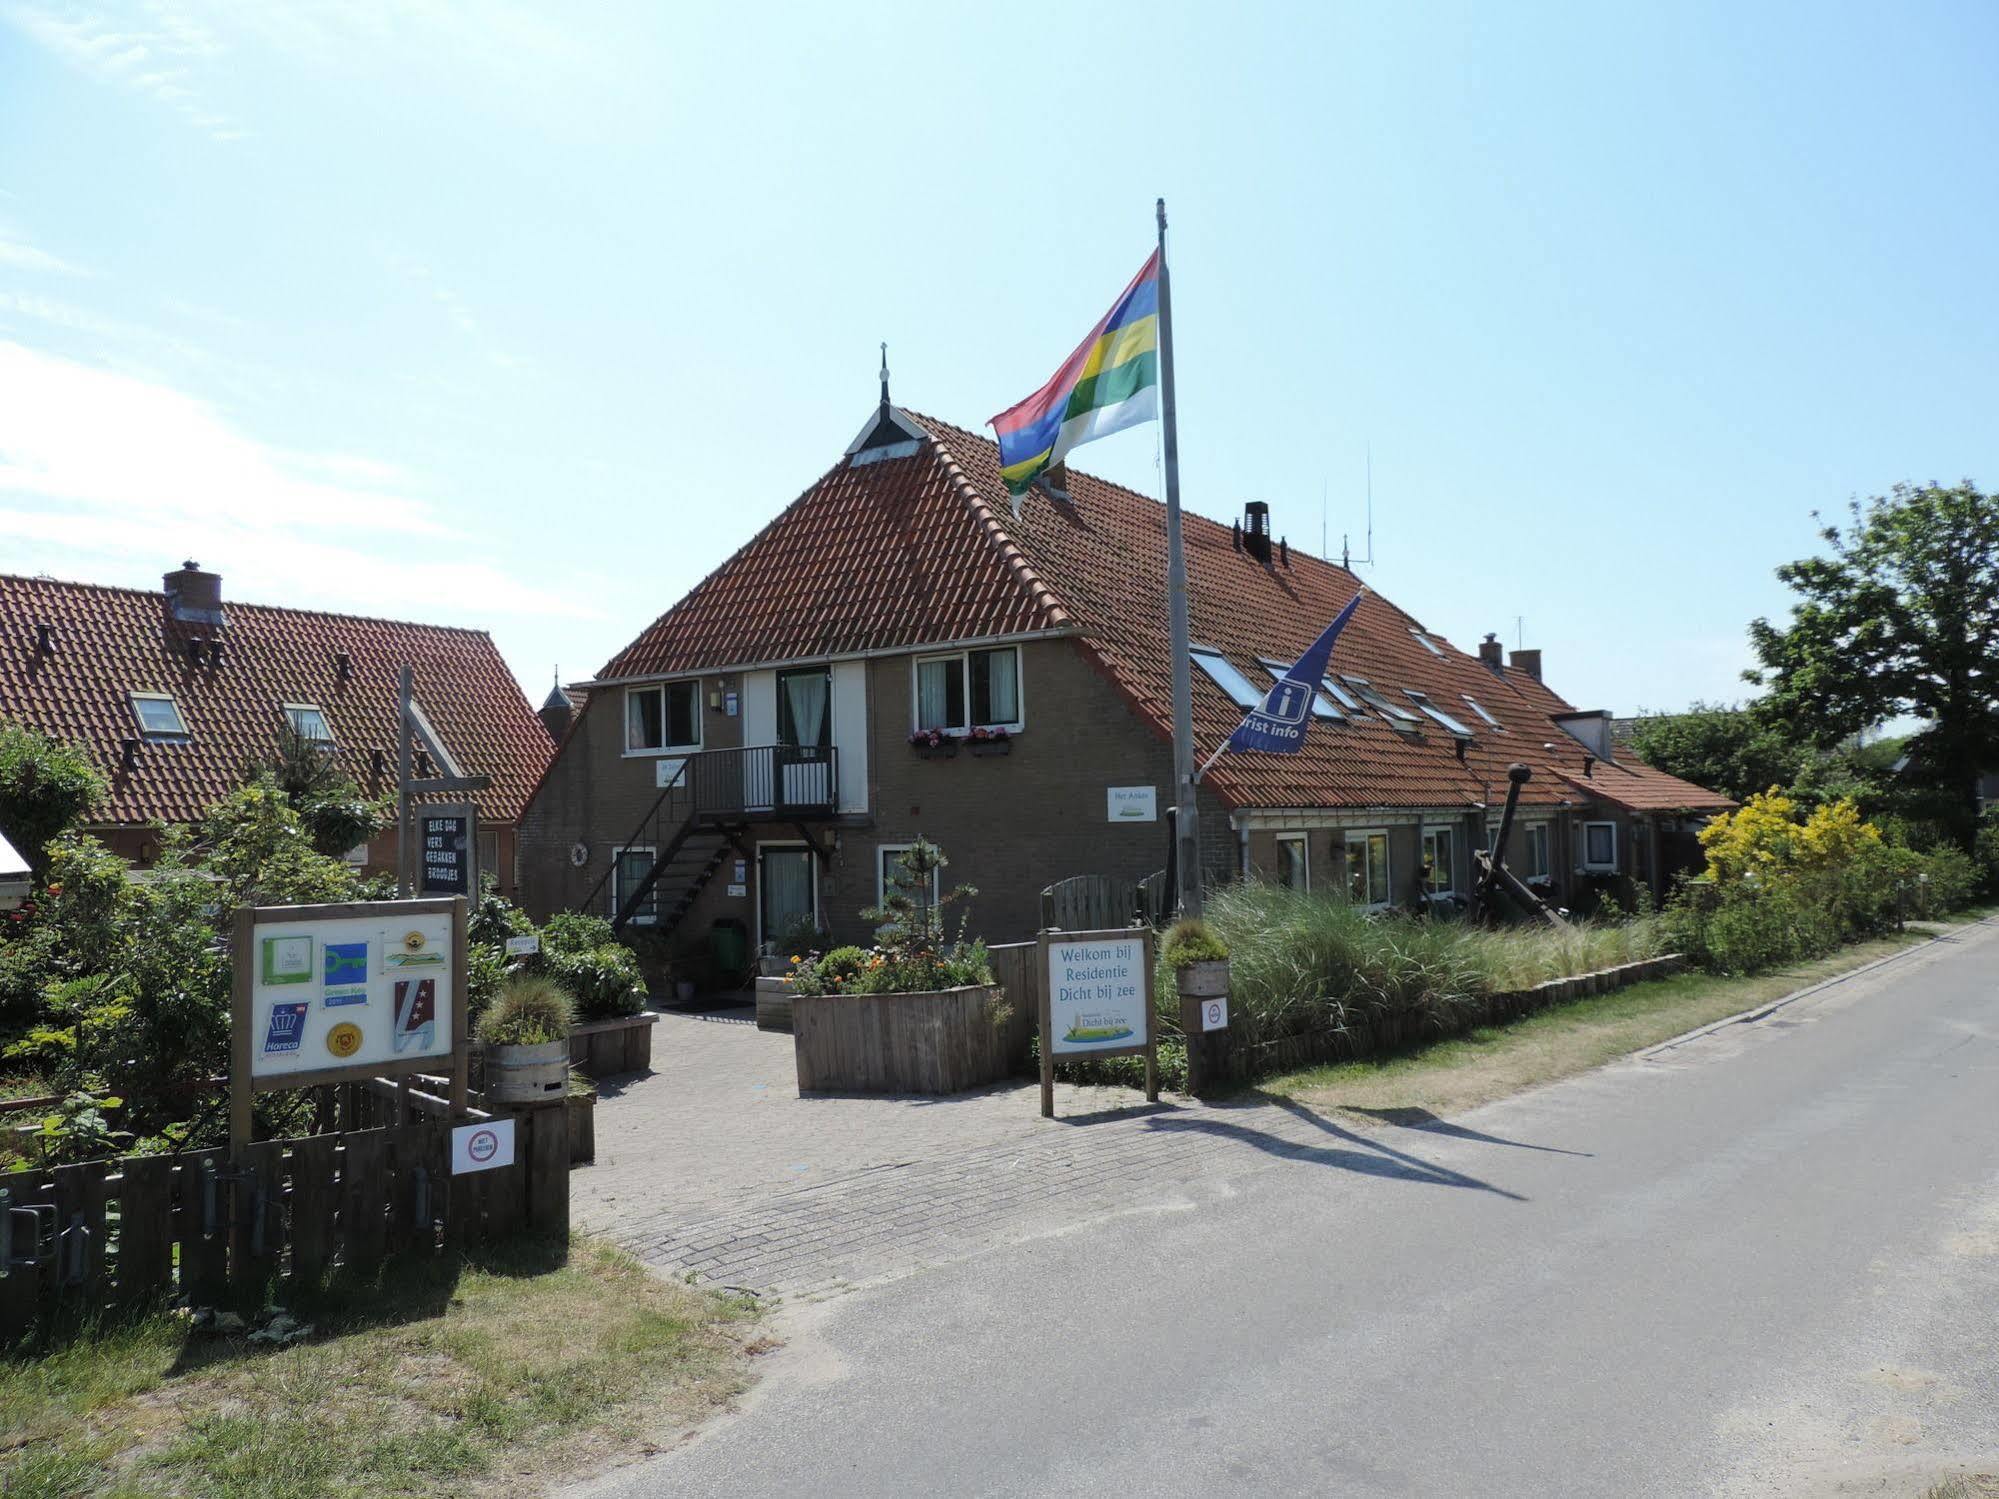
[326, 1022, 364, 1059]
[401, 930, 427, 952]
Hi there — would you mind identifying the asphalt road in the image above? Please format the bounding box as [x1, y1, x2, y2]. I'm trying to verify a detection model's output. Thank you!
[579, 921, 1999, 1498]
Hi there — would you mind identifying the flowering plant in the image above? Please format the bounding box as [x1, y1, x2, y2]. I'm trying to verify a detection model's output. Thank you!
[967, 726, 1010, 743]
[909, 728, 951, 749]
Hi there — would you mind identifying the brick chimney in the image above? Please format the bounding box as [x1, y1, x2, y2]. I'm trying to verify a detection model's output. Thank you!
[163, 560, 224, 626]
[1509, 647, 1542, 681]
[1478, 633, 1504, 670]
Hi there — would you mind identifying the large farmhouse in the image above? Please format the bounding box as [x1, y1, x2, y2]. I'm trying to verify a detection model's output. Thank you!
[517, 400, 1731, 952]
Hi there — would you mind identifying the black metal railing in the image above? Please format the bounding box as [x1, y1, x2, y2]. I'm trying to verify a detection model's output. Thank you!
[689, 744, 839, 820]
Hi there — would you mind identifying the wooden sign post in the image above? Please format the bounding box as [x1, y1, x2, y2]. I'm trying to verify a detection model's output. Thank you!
[1037, 926, 1158, 1119]
[230, 895, 471, 1158]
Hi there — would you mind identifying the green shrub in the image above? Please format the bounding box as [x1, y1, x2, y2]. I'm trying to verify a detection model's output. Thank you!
[540, 911, 618, 956]
[1161, 916, 1229, 968]
[476, 974, 573, 1046]
[792, 945, 869, 997]
[544, 944, 645, 1020]
[0, 725, 106, 876]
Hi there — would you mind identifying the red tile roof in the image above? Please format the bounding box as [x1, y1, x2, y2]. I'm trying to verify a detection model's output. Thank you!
[0, 573, 553, 829]
[594, 411, 1733, 817]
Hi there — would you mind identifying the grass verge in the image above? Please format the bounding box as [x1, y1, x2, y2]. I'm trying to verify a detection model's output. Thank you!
[1, 1235, 761, 1499]
[1263, 930, 1932, 1121]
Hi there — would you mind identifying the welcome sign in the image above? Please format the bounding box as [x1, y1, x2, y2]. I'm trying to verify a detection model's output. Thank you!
[1036, 926, 1158, 1117]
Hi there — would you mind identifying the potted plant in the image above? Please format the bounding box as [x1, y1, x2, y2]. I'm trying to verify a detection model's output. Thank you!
[908, 727, 959, 758]
[1162, 916, 1230, 1000]
[476, 974, 574, 1105]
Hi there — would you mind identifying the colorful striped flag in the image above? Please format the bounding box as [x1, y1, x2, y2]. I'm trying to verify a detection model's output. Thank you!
[990, 250, 1161, 502]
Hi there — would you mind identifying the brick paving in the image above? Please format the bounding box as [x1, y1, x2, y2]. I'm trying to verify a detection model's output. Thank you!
[574, 1005, 1499, 1300]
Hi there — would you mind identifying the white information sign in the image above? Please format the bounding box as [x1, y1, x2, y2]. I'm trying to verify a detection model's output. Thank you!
[1200, 995, 1230, 1032]
[248, 908, 454, 1078]
[504, 934, 540, 957]
[451, 1117, 516, 1175]
[1106, 785, 1158, 823]
[1045, 933, 1151, 1055]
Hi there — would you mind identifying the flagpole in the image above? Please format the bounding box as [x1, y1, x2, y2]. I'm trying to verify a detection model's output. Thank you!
[1157, 197, 1203, 919]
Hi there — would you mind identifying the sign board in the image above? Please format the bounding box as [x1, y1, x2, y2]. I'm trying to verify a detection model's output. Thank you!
[1200, 995, 1229, 1032]
[504, 934, 540, 957]
[725, 883, 747, 898]
[655, 757, 687, 788]
[734, 859, 748, 883]
[417, 804, 476, 898]
[1106, 786, 1157, 823]
[452, 1117, 516, 1175]
[1036, 927, 1158, 1117]
[231, 896, 469, 1153]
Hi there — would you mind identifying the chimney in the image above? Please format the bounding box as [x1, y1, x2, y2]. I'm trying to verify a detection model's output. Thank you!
[1478, 633, 1503, 670]
[1242, 501, 1272, 563]
[163, 560, 224, 626]
[1509, 647, 1542, 681]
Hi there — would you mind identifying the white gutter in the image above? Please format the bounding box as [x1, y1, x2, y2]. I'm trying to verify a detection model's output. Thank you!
[577, 625, 1081, 691]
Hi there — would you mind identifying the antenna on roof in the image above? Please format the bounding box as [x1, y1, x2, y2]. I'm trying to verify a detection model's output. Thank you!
[1516, 615, 1525, 650]
[878, 342, 890, 411]
[1321, 477, 1328, 560]
[1366, 439, 1375, 567]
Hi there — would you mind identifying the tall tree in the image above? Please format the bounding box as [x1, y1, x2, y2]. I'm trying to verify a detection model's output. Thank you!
[1624, 701, 1803, 804]
[1747, 481, 1999, 845]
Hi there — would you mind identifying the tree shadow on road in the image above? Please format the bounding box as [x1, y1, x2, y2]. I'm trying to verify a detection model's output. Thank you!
[1336, 1105, 1593, 1158]
[1143, 1096, 1528, 1201]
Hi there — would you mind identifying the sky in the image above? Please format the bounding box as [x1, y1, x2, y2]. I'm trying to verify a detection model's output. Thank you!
[1, 1, 1994, 717]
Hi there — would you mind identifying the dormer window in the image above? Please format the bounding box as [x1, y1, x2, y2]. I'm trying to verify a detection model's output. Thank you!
[1405, 690, 1472, 738]
[1462, 694, 1504, 730]
[131, 692, 188, 741]
[1340, 676, 1421, 731]
[286, 704, 334, 745]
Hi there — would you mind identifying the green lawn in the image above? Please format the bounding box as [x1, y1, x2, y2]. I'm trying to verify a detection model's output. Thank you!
[1265, 930, 1933, 1122]
[2, 1236, 763, 1499]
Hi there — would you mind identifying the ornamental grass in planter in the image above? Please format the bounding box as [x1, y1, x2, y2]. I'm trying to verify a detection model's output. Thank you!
[1163, 916, 1231, 998]
[476, 974, 574, 1106]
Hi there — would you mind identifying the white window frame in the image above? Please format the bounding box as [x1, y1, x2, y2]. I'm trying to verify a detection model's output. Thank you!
[611, 844, 657, 927]
[1190, 647, 1263, 710]
[1409, 628, 1445, 656]
[1345, 828, 1392, 910]
[284, 702, 334, 745]
[1340, 675, 1423, 731]
[1421, 825, 1456, 896]
[1525, 822, 1552, 880]
[1462, 694, 1504, 731]
[624, 680, 702, 757]
[910, 645, 1024, 735]
[130, 691, 188, 740]
[1581, 820, 1620, 873]
[1274, 831, 1310, 891]
[1256, 658, 1344, 720]
[1406, 690, 1473, 738]
[875, 843, 943, 909]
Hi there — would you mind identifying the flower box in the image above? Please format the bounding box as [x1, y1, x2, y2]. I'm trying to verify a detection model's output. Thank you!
[793, 983, 1010, 1095]
[967, 738, 1012, 757]
[909, 736, 959, 759]
[1175, 958, 1231, 999]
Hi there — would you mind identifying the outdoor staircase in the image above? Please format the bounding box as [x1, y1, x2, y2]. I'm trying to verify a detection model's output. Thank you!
[581, 763, 743, 938]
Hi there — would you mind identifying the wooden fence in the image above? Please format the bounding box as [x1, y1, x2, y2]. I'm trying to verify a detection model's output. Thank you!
[987, 941, 1042, 1072]
[1039, 872, 1167, 933]
[0, 1081, 566, 1340]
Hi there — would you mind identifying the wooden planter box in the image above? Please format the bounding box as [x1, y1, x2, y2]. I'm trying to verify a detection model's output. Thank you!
[754, 975, 795, 1033]
[568, 1012, 659, 1080]
[793, 983, 1010, 1095]
[1175, 959, 1230, 999]
[568, 1091, 596, 1164]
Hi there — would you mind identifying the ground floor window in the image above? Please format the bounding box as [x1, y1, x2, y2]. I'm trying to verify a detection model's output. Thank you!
[613, 846, 656, 926]
[1582, 820, 1619, 872]
[1525, 823, 1551, 880]
[876, 843, 942, 910]
[1421, 826, 1455, 896]
[1345, 830, 1390, 908]
[1275, 833, 1309, 891]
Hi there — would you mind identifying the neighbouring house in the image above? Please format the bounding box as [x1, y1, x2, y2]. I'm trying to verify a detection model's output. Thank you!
[0, 827, 28, 910]
[515, 399, 1733, 954]
[0, 563, 554, 891]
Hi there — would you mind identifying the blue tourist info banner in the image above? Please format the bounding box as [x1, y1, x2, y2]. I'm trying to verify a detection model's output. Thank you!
[1224, 587, 1365, 756]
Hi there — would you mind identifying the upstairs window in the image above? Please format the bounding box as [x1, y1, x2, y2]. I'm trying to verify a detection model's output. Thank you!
[1406, 690, 1473, 738]
[1257, 659, 1344, 720]
[1191, 649, 1262, 709]
[626, 681, 701, 754]
[285, 704, 334, 745]
[915, 646, 1022, 733]
[1462, 694, 1504, 730]
[1409, 629, 1445, 656]
[1340, 676, 1422, 731]
[131, 692, 188, 740]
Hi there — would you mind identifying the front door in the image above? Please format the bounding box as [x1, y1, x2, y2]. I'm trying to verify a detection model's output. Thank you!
[758, 845, 817, 953]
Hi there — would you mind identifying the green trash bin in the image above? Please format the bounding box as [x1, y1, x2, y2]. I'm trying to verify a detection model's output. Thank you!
[709, 918, 748, 986]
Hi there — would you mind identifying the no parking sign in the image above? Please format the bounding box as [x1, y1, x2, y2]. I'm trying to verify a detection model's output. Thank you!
[451, 1118, 516, 1175]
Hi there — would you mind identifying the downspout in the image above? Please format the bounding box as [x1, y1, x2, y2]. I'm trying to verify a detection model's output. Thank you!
[1237, 818, 1250, 881]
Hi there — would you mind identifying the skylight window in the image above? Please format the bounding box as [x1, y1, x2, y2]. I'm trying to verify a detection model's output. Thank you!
[1256, 659, 1344, 720]
[1406, 690, 1473, 738]
[285, 704, 334, 744]
[131, 693, 188, 740]
[1191, 649, 1263, 710]
[1319, 676, 1363, 713]
[1409, 629, 1445, 656]
[1340, 675, 1422, 730]
[1462, 694, 1504, 730]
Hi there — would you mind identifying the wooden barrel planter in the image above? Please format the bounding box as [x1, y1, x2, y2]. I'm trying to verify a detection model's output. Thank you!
[487, 1039, 569, 1105]
[793, 984, 1010, 1095]
[568, 1012, 659, 1080]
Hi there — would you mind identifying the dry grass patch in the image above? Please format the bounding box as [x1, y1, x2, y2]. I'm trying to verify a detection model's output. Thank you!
[1265, 932, 1927, 1122]
[0, 1235, 760, 1499]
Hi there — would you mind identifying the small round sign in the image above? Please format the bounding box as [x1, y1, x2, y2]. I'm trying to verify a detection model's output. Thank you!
[1205, 1001, 1223, 1027]
[326, 1021, 364, 1059]
[467, 1128, 499, 1164]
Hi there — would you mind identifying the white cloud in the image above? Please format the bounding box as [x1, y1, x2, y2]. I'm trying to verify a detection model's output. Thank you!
[0, 232, 86, 275]
[1, 1, 245, 141]
[0, 340, 600, 624]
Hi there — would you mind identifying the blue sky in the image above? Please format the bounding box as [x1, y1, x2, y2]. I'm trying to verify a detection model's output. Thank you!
[2, 1, 1993, 715]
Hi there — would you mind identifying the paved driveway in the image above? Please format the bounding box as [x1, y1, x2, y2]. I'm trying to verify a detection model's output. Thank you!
[574, 1005, 1494, 1300]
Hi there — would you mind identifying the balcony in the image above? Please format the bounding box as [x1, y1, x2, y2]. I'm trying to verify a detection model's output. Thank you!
[681, 744, 840, 821]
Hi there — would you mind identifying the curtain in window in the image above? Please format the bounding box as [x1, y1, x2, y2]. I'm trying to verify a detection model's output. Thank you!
[916, 658, 961, 730]
[761, 850, 815, 939]
[780, 670, 830, 747]
[974, 649, 1018, 725]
